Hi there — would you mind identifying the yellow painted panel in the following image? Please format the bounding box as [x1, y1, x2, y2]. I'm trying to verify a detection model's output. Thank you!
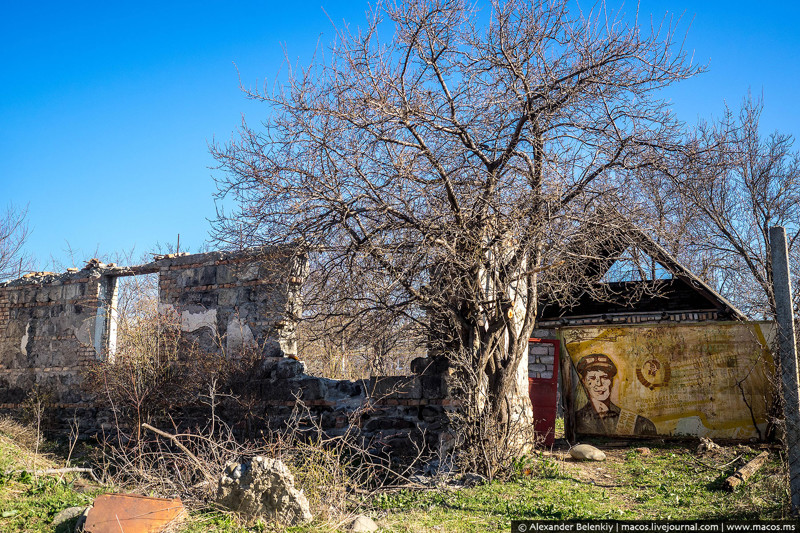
[561, 322, 775, 439]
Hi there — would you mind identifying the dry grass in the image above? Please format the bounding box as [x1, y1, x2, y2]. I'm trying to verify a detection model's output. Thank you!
[0, 418, 57, 473]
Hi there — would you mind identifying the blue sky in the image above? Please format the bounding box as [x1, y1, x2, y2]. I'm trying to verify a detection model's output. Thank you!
[2, 1, 798, 271]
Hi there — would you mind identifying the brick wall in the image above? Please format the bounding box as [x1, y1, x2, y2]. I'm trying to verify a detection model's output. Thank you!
[0, 247, 305, 414]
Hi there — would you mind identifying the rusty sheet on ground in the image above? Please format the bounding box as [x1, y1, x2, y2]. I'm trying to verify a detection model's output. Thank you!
[83, 493, 186, 533]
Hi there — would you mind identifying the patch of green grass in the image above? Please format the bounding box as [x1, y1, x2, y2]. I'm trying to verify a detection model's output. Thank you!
[0, 473, 97, 533]
[609, 446, 787, 520]
[370, 477, 629, 532]
[364, 445, 789, 532]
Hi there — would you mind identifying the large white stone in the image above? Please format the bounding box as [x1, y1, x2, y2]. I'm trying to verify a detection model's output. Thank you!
[569, 444, 606, 461]
[216, 457, 312, 525]
[349, 515, 379, 532]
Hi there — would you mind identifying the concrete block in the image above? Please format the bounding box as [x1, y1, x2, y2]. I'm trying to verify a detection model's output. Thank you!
[539, 355, 554, 365]
[528, 345, 551, 356]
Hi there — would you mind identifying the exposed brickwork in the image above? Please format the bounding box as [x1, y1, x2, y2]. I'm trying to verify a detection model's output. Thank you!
[0, 247, 305, 414]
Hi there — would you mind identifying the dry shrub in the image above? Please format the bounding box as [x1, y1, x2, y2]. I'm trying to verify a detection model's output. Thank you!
[84, 308, 264, 439]
[92, 395, 420, 529]
[84, 303, 427, 523]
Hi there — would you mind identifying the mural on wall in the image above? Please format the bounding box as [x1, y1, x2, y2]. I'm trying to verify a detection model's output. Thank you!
[561, 322, 775, 439]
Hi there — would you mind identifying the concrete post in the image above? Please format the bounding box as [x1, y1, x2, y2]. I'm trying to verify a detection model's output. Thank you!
[769, 226, 800, 515]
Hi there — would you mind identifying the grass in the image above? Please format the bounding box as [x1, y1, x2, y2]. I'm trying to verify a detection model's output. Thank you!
[0, 420, 101, 533]
[0, 417, 790, 533]
[365, 445, 789, 532]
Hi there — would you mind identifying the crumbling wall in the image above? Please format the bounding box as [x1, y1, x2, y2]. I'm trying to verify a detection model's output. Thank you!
[0, 247, 305, 414]
[0, 248, 456, 454]
[153, 248, 304, 358]
[223, 357, 456, 458]
[0, 268, 105, 409]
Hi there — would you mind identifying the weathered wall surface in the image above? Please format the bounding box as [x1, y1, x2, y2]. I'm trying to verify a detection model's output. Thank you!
[226, 357, 456, 458]
[153, 248, 305, 358]
[560, 322, 775, 440]
[0, 248, 456, 455]
[0, 268, 106, 408]
[0, 248, 305, 413]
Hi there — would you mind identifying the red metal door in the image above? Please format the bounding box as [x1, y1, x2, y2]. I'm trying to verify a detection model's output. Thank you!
[528, 338, 560, 446]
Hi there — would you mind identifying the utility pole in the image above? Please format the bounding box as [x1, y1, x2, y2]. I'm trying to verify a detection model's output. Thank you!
[769, 226, 800, 515]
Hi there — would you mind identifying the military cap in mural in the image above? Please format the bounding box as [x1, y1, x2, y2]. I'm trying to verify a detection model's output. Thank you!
[576, 353, 617, 379]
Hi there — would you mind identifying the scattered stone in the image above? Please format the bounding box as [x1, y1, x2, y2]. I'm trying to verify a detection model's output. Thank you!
[697, 437, 721, 453]
[409, 474, 431, 485]
[52, 506, 85, 528]
[569, 444, 606, 461]
[216, 456, 312, 525]
[349, 514, 379, 532]
[634, 447, 651, 456]
[459, 472, 488, 487]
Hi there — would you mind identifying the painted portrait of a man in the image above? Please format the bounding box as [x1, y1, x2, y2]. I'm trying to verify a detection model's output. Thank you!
[575, 353, 657, 436]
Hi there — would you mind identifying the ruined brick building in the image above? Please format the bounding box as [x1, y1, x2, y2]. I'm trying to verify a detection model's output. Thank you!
[0, 247, 456, 456]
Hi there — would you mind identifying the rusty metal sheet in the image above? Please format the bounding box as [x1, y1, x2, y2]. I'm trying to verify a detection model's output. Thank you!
[561, 322, 775, 439]
[83, 493, 186, 533]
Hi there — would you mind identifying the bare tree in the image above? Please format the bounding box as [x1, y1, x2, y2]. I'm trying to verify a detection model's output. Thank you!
[659, 95, 800, 319]
[0, 204, 33, 282]
[212, 0, 700, 460]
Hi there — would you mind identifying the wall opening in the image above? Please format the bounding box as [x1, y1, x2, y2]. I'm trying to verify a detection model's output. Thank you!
[298, 316, 426, 380]
[106, 272, 159, 361]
